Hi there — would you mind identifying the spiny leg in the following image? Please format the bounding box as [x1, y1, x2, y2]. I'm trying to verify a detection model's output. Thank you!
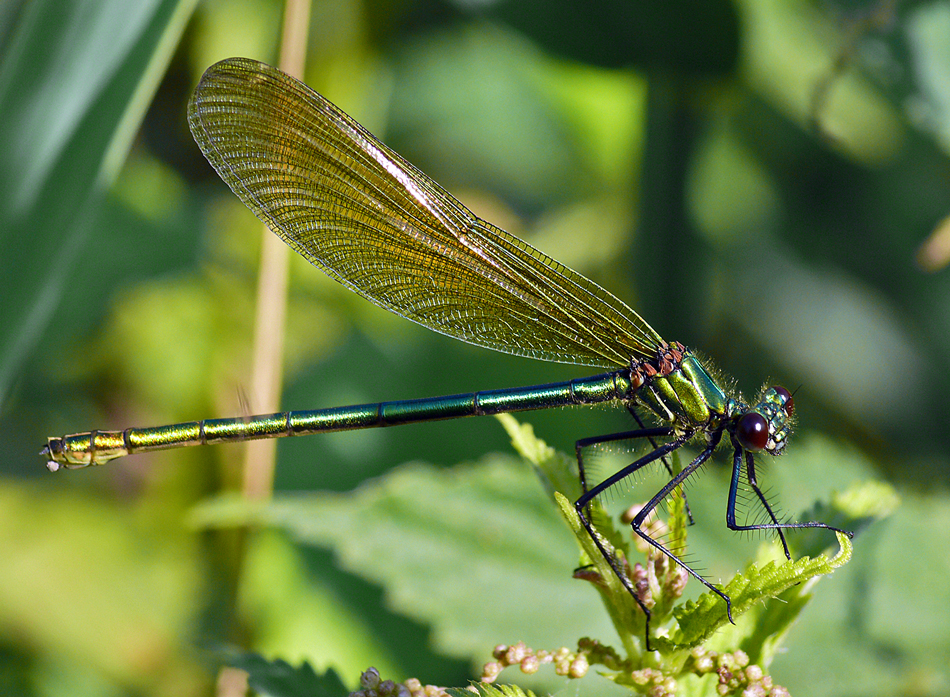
[727, 448, 791, 557]
[574, 410, 694, 523]
[627, 405, 695, 525]
[575, 426, 672, 499]
[623, 436, 736, 624]
[574, 433, 690, 651]
[726, 447, 854, 555]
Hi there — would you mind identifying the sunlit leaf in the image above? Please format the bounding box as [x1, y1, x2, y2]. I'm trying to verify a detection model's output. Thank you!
[191, 454, 614, 659]
[665, 532, 851, 650]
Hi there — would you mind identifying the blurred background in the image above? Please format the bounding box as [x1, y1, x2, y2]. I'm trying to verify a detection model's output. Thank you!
[1, 0, 949, 694]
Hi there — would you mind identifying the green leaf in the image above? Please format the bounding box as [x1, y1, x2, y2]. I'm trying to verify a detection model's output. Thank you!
[666, 532, 852, 650]
[736, 565, 817, 667]
[447, 684, 537, 697]
[238, 531, 404, 682]
[734, 480, 897, 666]
[497, 413, 631, 569]
[495, 413, 579, 502]
[225, 652, 348, 697]
[792, 479, 899, 557]
[191, 454, 615, 660]
[0, 0, 196, 407]
[553, 492, 643, 656]
[768, 480, 941, 695]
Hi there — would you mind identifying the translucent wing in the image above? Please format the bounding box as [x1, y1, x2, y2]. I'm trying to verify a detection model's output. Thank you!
[188, 57, 664, 368]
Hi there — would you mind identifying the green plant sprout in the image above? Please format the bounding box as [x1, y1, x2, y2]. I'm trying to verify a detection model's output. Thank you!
[456, 414, 854, 695]
[208, 414, 895, 697]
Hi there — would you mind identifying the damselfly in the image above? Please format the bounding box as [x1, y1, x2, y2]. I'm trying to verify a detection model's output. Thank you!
[42, 57, 851, 650]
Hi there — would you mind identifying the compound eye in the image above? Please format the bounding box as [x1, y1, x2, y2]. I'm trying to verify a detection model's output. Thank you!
[773, 385, 794, 414]
[736, 413, 769, 451]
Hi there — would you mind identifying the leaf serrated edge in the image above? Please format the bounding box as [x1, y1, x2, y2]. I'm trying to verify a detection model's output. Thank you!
[669, 532, 852, 647]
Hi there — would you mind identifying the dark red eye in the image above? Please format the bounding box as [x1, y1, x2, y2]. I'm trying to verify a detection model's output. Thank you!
[773, 386, 794, 414]
[736, 413, 768, 451]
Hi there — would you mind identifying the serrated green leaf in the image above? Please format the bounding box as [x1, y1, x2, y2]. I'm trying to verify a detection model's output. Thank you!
[734, 480, 897, 666]
[737, 572, 815, 667]
[446, 683, 537, 697]
[225, 651, 348, 697]
[666, 532, 852, 649]
[191, 455, 614, 660]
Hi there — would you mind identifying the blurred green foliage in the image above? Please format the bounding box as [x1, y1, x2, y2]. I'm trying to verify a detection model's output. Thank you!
[1, 0, 949, 695]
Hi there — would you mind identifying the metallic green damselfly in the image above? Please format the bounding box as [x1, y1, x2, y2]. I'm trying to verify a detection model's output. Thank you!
[43, 58, 851, 650]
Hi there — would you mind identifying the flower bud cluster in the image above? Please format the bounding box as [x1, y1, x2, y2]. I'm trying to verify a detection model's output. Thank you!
[480, 638, 622, 683]
[350, 667, 450, 697]
[685, 648, 789, 697]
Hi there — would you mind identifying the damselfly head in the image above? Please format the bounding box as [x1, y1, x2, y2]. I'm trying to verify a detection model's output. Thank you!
[734, 385, 795, 455]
